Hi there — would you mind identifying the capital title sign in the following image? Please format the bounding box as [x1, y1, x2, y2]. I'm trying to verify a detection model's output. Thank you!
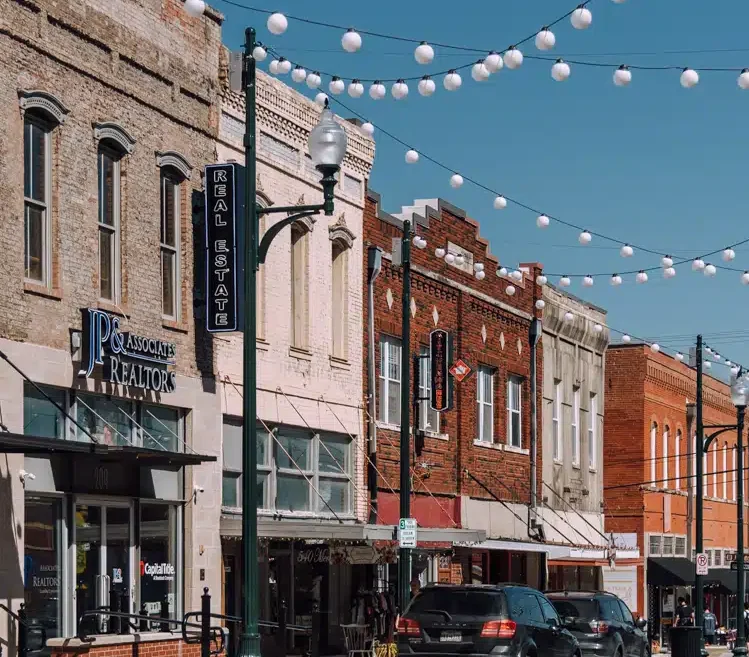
[78, 309, 177, 393]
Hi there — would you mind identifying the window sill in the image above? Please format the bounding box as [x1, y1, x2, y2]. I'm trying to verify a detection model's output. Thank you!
[473, 439, 502, 451]
[97, 300, 128, 316]
[376, 421, 401, 431]
[425, 431, 449, 441]
[589, 466, 598, 473]
[329, 355, 351, 371]
[257, 338, 270, 351]
[553, 458, 563, 466]
[505, 445, 529, 456]
[162, 318, 189, 334]
[288, 346, 313, 361]
[24, 281, 62, 300]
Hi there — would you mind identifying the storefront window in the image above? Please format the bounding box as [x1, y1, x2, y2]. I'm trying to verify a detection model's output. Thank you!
[139, 503, 178, 621]
[76, 393, 133, 446]
[24, 383, 66, 440]
[141, 404, 180, 452]
[24, 497, 62, 655]
[222, 419, 270, 509]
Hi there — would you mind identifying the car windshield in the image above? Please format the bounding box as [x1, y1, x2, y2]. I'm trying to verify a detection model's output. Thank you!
[550, 599, 599, 619]
[409, 589, 504, 617]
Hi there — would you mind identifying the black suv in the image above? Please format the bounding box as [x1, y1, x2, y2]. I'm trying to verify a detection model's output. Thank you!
[545, 591, 649, 657]
[397, 584, 581, 657]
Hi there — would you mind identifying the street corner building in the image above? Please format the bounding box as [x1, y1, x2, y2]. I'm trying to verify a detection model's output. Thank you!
[604, 344, 745, 650]
[361, 194, 638, 594]
[0, 0, 225, 655]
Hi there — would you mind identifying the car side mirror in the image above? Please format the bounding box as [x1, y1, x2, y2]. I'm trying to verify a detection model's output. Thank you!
[635, 617, 648, 629]
[562, 617, 574, 628]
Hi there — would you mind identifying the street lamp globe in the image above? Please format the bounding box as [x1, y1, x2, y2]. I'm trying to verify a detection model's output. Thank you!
[308, 105, 347, 170]
[731, 372, 748, 408]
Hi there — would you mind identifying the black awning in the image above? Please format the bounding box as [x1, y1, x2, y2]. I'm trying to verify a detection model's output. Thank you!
[705, 569, 748, 595]
[0, 431, 216, 466]
[647, 557, 696, 587]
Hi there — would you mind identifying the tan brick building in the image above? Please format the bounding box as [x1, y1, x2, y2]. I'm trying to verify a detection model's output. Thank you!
[0, 0, 223, 650]
[605, 344, 745, 646]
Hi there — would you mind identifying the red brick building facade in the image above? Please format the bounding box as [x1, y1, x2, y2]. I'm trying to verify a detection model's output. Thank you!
[605, 344, 745, 640]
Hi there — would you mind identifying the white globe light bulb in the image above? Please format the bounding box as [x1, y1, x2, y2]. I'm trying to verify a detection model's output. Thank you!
[267, 12, 288, 35]
[269, 60, 280, 75]
[348, 80, 364, 98]
[485, 52, 504, 73]
[571, 6, 592, 29]
[328, 77, 345, 95]
[551, 60, 571, 82]
[474, 263, 485, 272]
[369, 82, 386, 100]
[314, 92, 328, 107]
[579, 231, 592, 245]
[277, 58, 292, 74]
[705, 361, 712, 370]
[622, 334, 631, 343]
[675, 353, 684, 362]
[664, 267, 676, 279]
[306, 72, 322, 89]
[742, 271, 749, 285]
[594, 324, 603, 333]
[472, 61, 490, 82]
[361, 122, 374, 136]
[636, 271, 648, 284]
[536, 299, 546, 310]
[252, 45, 268, 62]
[582, 275, 594, 287]
[620, 244, 634, 258]
[184, 0, 206, 17]
[560, 276, 571, 288]
[564, 311, 574, 322]
[650, 343, 660, 353]
[493, 196, 507, 210]
[733, 366, 741, 375]
[704, 263, 717, 277]
[692, 258, 705, 271]
[611, 274, 622, 286]
[505, 48, 523, 70]
[739, 69, 749, 90]
[455, 254, 465, 266]
[506, 285, 516, 296]
[512, 270, 523, 282]
[680, 68, 699, 88]
[414, 42, 435, 65]
[613, 65, 632, 87]
[341, 29, 362, 53]
[435, 247, 446, 259]
[535, 29, 556, 51]
[662, 255, 673, 268]
[450, 174, 464, 189]
[291, 67, 307, 83]
[475, 270, 486, 280]
[723, 248, 736, 262]
[536, 275, 548, 286]
[537, 214, 550, 229]
[405, 150, 419, 164]
[444, 71, 462, 91]
[445, 253, 455, 265]
[391, 80, 409, 100]
[498, 267, 508, 277]
[418, 76, 436, 97]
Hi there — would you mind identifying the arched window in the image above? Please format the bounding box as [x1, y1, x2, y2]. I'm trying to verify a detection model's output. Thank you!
[650, 422, 657, 488]
[733, 446, 738, 501]
[674, 429, 681, 490]
[290, 220, 312, 350]
[663, 425, 669, 488]
[94, 122, 135, 302]
[723, 442, 728, 499]
[19, 90, 69, 286]
[713, 445, 718, 498]
[329, 219, 355, 361]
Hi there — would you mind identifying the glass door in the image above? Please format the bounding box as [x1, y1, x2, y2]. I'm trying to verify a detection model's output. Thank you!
[74, 501, 133, 634]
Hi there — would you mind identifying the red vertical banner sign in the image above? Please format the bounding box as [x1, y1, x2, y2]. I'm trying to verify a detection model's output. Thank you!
[430, 329, 452, 412]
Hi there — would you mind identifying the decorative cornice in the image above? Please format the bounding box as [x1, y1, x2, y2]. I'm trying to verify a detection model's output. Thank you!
[329, 214, 356, 248]
[18, 90, 70, 124]
[93, 121, 136, 154]
[155, 150, 193, 179]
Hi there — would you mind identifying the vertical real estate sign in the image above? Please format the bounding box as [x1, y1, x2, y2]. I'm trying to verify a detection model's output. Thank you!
[205, 163, 239, 332]
[430, 329, 452, 412]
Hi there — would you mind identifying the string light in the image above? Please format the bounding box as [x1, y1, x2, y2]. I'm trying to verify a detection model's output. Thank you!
[704, 263, 717, 277]
[536, 299, 546, 310]
[405, 149, 419, 164]
[361, 122, 374, 136]
[552, 60, 571, 82]
[692, 258, 706, 271]
[315, 92, 328, 106]
[613, 65, 632, 86]
[583, 275, 594, 287]
[536, 275, 548, 286]
[493, 195, 507, 210]
[485, 52, 504, 73]
[506, 285, 516, 296]
[664, 267, 676, 279]
[680, 68, 699, 88]
[505, 47, 524, 69]
[341, 29, 362, 53]
[739, 69, 749, 89]
[472, 61, 491, 82]
[414, 42, 435, 65]
[742, 272, 749, 285]
[418, 76, 436, 96]
[450, 174, 464, 188]
[723, 247, 736, 261]
[579, 231, 592, 245]
[391, 80, 409, 99]
[560, 276, 571, 287]
[636, 270, 648, 284]
[570, 6, 593, 30]
[183, 0, 205, 18]
[564, 311, 575, 321]
[267, 12, 288, 35]
[650, 343, 661, 353]
[535, 29, 556, 51]
[252, 45, 268, 62]
[348, 80, 364, 98]
[611, 274, 622, 286]
[444, 71, 463, 90]
[662, 255, 673, 268]
[537, 214, 550, 229]
[620, 244, 634, 258]
[291, 66, 307, 83]
[369, 81, 386, 99]
[306, 71, 322, 88]
[622, 334, 631, 343]
[329, 77, 345, 94]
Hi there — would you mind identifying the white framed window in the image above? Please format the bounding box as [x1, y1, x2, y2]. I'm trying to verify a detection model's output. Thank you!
[98, 146, 121, 302]
[552, 380, 562, 462]
[507, 376, 522, 448]
[662, 535, 674, 556]
[713, 447, 718, 498]
[674, 430, 681, 490]
[290, 224, 310, 350]
[703, 451, 708, 498]
[650, 423, 657, 488]
[663, 426, 669, 488]
[378, 336, 401, 426]
[23, 116, 52, 285]
[160, 171, 180, 319]
[693, 434, 697, 495]
[571, 386, 580, 467]
[733, 446, 738, 501]
[648, 534, 662, 556]
[723, 443, 728, 500]
[419, 346, 439, 433]
[588, 392, 597, 470]
[476, 366, 494, 443]
[331, 240, 349, 359]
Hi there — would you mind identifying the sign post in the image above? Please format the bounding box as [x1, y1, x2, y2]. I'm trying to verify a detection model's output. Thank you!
[696, 553, 708, 576]
[399, 518, 418, 548]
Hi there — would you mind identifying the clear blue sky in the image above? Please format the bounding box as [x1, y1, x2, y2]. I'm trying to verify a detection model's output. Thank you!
[217, 0, 749, 370]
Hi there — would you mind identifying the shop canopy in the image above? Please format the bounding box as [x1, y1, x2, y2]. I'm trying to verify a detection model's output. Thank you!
[704, 569, 748, 595]
[647, 557, 696, 587]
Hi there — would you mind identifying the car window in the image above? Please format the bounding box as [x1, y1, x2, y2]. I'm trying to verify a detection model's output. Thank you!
[617, 600, 634, 625]
[538, 596, 560, 624]
[508, 590, 545, 624]
[550, 599, 599, 619]
[600, 599, 623, 622]
[408, 589, 504, 617]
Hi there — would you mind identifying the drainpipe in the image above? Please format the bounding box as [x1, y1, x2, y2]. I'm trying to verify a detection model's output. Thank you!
[529, 314, 542, 537]
[366, 246, 383, 524]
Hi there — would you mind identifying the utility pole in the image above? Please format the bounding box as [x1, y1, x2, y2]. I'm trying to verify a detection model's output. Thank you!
[734, 398, 746, 657]
[695, 334, 705, 657]
[398, 220, 412, 611]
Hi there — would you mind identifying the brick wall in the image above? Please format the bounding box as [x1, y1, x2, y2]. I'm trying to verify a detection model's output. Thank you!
[363, 191, 543, 530]
[49, 635, 201, 657]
